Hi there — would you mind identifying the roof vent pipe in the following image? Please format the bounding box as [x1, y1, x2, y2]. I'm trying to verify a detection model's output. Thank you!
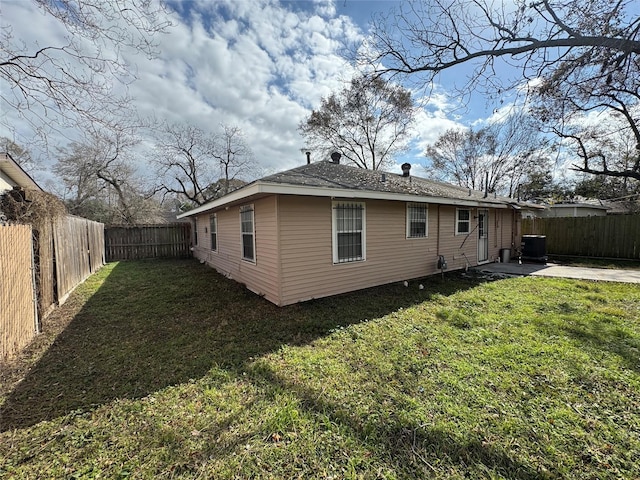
[484, 171, 489, 198]
[401, 162, 411, 177]
[330, 152, 341, 164]
[305, 151, 311, 165]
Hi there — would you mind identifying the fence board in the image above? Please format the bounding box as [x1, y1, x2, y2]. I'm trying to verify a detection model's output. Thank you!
[522, 215, 640, 259]
[54, 216, 105, 304]
[1, 224, 38, 360]
[34, 219, 55, 320]
[1, 215, 104, 359]
[87, 220, 105, 272]
[105, 223, 191, 261]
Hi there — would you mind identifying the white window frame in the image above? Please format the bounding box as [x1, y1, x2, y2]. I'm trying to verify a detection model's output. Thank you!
[332, 201, 366, 264]
[210, 214, 217, 252]
[240, 205, 256, 263]
[406, 203, 428, 238]
[194, 218, 198, 245]
[456, 208, 471, 235]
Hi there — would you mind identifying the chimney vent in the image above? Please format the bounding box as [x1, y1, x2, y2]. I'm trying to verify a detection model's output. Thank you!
[305, 151, 311, 165]
[401, 162, 411, 177]
[330, 152, 341, 164]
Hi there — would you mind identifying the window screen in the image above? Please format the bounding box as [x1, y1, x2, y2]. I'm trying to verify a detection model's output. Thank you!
[334, 202, 365, 263]
[407, 203, 428, 238]
[456, 209, 471, 234]
[240, 206, 255, 261]
[210, 214, 217, 251]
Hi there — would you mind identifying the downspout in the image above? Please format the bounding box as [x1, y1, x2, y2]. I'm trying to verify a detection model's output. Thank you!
[436, 204, 441, 257]
[275, 194, 283, 306]
[513, 208, 516, 252]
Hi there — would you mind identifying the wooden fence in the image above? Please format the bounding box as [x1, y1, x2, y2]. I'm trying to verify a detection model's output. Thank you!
[522, 215, 640, 259]
[1, 216, 104, 360]
[53, 216, 106, 304]
[105, 223, 191, 261]
[0, 224, 38, 359]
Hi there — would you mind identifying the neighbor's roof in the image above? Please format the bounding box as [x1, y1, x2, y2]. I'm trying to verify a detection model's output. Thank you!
[0, 152, 43, 192]
[549, 202, 609, 210]
[178, 161, 537, 218]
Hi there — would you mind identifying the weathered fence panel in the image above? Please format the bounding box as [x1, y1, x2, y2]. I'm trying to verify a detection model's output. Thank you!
[54, 216, 105, 304]
[87, 219, 106, 273]
[34, 219, 55, 319]
[0, 224, 38, 360]
[523, 215, 640, 259]
[105, 223, 191, 261]
[1, 210, 104, 358]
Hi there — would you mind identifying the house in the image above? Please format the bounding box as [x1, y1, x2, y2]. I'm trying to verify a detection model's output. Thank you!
[540, 202, 609, 217]
[0, 152, 42, 193]
[177, 158, 532, 306]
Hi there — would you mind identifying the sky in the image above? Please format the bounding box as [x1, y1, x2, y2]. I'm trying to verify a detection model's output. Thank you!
[1, 0, 515, 188]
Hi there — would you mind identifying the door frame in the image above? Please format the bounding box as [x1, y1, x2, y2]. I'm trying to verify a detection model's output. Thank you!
[478, 209, 489, 263]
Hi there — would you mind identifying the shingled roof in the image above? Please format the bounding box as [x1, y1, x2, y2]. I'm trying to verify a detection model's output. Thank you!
[178, 160, 531, 218]
[260, 160, 517, 206]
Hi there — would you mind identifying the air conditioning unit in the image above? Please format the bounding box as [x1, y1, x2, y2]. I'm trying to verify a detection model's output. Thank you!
[521, 235, 547, 263]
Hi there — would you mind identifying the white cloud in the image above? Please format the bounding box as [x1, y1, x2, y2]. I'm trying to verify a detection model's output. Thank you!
[3, 0, 512, 190]
[410, 88, 466, 156]
[2, 0, 371, 183]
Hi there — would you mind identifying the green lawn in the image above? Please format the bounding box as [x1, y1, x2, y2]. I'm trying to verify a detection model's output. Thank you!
[1, 259, 639, 479]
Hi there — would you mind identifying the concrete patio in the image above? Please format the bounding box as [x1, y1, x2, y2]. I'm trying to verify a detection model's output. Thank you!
[475, 261, 640, 284]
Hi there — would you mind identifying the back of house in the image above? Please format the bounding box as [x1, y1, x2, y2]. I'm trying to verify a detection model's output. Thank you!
[179, 160, 530, 306]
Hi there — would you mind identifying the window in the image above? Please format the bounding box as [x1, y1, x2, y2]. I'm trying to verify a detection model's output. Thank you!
[407, 203, 428, 238]
[456, 208, 471, 235]
[194, 218, 198, 245]
[332, 202, 365, 263]
[210, 214, 217, 251]
[240, 205, 255, 262]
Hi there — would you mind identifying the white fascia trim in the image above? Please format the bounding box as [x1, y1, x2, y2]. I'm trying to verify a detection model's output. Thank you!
[177, 183, 264, 218]
[177, 182, 510, 218]
[0, 156, 43, 191]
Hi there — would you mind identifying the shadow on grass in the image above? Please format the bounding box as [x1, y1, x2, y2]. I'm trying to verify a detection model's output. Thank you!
[0, 259, 484, 432]
[562, 318, 640, 373]
[245, 363, 553, 479]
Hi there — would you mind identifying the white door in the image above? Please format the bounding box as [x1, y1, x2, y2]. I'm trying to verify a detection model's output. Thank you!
[478, 210, 489, 263]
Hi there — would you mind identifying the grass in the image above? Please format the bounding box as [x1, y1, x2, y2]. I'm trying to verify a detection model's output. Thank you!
[548, 255, 640, 270]
[1, 259, 639, 479]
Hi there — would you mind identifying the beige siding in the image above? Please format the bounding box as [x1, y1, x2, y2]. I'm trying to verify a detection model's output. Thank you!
[436, 205, 476, 270]
[500, 209, 515, 253]
[192, 194, 518, 306]
[278, 198, 514, 306]
[192, 196, 280, 304]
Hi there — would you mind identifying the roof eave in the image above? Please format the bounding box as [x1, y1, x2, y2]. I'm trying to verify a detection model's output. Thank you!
[177, 181, 519, 218]
[0, 153, 43, 192]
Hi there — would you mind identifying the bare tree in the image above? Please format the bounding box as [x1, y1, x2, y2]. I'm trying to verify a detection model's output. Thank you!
[0, 137, 34, 170]
[152, 123, 218, 207]
[366, 0, 640, 180]
[299, 75, 414, 170]
[425, 112, 551, 196]
[212, 125, 255, 196]
[1, 0, 171, 141]
[54, 129, 159, 224]
[555, 119, 640, 192]
[153, 123, 253, 207]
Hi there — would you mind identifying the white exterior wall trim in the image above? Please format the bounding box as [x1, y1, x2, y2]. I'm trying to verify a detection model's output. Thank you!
[177, 181, 514, 219]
